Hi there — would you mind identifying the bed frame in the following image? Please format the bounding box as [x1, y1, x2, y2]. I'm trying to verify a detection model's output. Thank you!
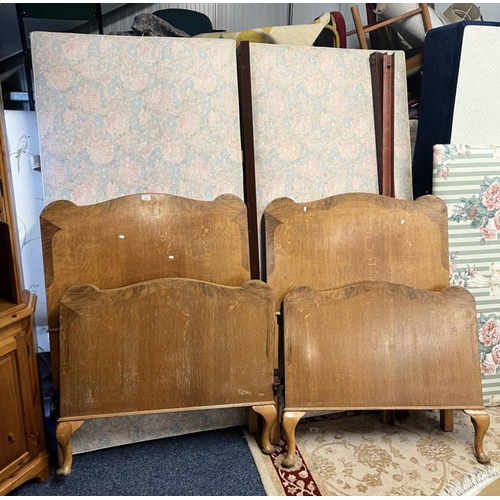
[264, 193, 489, 467]
[41, 193, 277, 475]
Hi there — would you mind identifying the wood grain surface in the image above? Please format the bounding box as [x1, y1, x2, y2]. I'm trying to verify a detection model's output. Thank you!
[265, 193, 449, 307]
[41, 193, 250, 388]
[59, 278, 276, 418]
[42, 193, 251, 328]
[283, 282, 483, 410]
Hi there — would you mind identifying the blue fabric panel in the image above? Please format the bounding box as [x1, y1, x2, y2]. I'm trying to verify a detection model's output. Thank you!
[412, 21, 500, 199]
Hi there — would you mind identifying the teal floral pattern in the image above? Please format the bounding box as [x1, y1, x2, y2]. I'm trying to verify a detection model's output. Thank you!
[434, 145, 500, 402]
[449, 176, 500, 244]
[434, 144, 470, 179]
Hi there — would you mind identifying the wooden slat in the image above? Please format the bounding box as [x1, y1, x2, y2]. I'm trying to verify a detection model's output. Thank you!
[350, 5, 369, 49]
[284, 283, 483, 409]
[237, 41, 260, 280]
[265, 193, 449, 307]
[59, 278, 276, 418]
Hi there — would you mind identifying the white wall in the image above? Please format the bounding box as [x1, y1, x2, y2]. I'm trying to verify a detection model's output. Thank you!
[4, 110, 49, 352]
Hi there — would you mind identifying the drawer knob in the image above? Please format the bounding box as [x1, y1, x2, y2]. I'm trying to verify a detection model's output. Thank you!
[7, 433, 15, 442]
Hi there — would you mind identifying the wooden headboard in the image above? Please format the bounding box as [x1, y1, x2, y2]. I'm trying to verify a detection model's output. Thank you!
[42, 193, 250, 328]
[264, 193, 449, 307]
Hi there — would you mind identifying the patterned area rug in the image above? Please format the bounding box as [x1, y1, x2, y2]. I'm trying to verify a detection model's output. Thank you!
[246, 408, 500, 496]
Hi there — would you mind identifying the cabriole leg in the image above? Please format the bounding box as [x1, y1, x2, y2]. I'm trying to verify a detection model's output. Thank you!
[463, 409, 490, 464]
[281, 411, 306, 468]
[252, 404, 278, 455]
[56, 420, 83, 475]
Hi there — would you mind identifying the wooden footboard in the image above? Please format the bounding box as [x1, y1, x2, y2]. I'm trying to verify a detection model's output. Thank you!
[280, 282, 488, 467]
[283, 282, 483, 410]
[55, 277, 278, 474]
[59, 278, 276, 418]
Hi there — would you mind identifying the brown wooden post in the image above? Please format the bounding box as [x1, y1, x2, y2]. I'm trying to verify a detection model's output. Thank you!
[236, 41, 260, 280]
[370, 52, 395, 198]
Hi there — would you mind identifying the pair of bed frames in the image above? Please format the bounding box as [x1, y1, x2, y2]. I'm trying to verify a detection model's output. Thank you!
[42, 48, 487, 475]
[41, 191, 490, 475]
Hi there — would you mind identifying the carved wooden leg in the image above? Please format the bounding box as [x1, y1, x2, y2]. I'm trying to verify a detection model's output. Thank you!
[252, 405, 278, 455]
[440, 409, 454, 431]
[463, 409, 491, 464]
[56, 420, 83, 475]
[270, 394, 281, 445]
[282, 411, 306, 468]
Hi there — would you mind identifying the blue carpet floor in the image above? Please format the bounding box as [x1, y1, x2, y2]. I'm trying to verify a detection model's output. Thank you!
[9, 427, 266, 496]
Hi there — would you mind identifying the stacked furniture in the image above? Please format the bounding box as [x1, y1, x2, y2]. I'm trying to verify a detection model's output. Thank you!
[41, 191, 491, 475]
[40, 193, 278, 475]
[31, 31, 489, 470]
[264, 193, 490, 468]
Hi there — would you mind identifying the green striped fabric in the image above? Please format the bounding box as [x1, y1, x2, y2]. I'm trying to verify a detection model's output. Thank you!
[433, 145, 500, 406]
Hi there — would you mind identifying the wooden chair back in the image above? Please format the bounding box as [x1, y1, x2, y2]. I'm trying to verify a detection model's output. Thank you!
[349, 3, 432, 72]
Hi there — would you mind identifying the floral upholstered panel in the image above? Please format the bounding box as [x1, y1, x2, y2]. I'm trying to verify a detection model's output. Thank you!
[31, 32, 244, 205]
[433, 144, 500, 406]
[249, 44, 413, 228]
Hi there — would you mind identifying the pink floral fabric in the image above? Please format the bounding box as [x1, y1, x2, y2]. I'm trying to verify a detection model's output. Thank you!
[434, 145, 500, 405]
[32, 32, 244, 205]
[248, 44, 413, 225]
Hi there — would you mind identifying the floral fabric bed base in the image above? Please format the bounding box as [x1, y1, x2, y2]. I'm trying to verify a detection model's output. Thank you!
[433, 144, 500, 406]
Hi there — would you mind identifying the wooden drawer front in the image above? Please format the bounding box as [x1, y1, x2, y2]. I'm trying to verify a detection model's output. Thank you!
[0, 352, 28, 471]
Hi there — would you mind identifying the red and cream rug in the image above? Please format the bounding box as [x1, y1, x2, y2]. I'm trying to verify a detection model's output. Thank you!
[246, 408, 500, 496]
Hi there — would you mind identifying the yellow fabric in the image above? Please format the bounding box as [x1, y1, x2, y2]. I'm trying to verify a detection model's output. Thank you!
[195, 28, 275, 45]
[195, 12, 337, 47]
